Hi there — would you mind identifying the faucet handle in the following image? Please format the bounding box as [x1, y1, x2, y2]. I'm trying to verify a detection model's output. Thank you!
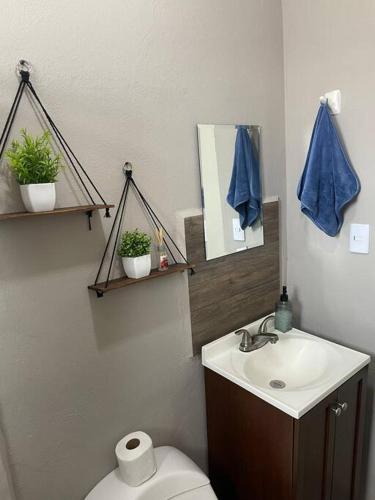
[235, 329, 253, 351]
[235, 328, 250, 336]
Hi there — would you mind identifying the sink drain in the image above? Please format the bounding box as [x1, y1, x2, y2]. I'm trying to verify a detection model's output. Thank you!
[270, 380, 286, 389]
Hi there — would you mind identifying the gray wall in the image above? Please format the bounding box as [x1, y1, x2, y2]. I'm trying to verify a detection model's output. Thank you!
[282, 1, 375, 498]
[0, 1, 286, 499]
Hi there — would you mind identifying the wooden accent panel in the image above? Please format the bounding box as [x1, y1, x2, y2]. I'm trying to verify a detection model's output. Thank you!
[205, 368, 294, 500]
[185, 201, 280, 354]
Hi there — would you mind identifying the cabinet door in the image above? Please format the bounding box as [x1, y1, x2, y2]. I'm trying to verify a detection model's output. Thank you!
[331, 368, 367, 500]
[205, 369, 295, 500]
[293, 391, 338, 500]
[294, 367, 368, 500]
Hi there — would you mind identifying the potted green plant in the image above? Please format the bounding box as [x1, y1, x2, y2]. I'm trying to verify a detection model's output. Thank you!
[6, 129, 62, 212]
[118, 229, 152, 279]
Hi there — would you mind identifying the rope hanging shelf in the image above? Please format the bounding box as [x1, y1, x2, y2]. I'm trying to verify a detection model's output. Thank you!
[0, 60, 113, 229]
[88, 162, 195, 298]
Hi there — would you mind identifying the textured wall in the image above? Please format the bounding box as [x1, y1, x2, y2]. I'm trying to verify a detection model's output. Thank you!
[0, 1, 285, 499]
[0, 427, 15, 500]
[282, 1, 375, 497]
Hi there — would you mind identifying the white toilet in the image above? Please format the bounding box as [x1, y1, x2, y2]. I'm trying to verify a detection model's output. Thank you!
[86, 446, 218, 499]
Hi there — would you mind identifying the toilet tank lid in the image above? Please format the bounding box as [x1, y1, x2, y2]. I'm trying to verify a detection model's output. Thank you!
[85, 446, 210, 500]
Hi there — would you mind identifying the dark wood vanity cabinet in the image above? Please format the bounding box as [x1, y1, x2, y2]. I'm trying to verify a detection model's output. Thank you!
[205, 367, 368, 500]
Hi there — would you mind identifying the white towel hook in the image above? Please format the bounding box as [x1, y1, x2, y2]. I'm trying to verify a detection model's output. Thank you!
[319, 89, 341, 114]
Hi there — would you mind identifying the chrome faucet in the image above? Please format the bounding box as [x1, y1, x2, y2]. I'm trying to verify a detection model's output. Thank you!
[235, 316, 279, 353]
[256, 315, 279, 342]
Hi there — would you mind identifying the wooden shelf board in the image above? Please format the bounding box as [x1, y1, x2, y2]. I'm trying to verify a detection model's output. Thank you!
[0, 204, 114, 221]
[88, 263, 195, 295]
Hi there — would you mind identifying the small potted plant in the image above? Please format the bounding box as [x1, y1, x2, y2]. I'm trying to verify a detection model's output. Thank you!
[118, 229, 152, 279]
[6, 129, 62, 212]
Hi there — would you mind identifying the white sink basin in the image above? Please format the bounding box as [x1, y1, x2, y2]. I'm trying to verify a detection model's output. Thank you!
[202, 318, 370, 418]
[233, 334, 339, 391]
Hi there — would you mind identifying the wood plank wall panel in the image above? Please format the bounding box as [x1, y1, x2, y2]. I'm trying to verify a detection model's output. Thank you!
[185, 201, 280, 355]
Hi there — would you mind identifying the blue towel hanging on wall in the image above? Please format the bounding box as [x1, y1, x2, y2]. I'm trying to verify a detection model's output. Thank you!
[297, 103, 360, 237]
[227, 126, 262, 230]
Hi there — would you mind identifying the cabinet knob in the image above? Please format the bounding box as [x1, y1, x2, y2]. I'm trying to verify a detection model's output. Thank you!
[338, 401, 348, 412]
[330, 402, 348, 417]
[331, 404, 342, 417]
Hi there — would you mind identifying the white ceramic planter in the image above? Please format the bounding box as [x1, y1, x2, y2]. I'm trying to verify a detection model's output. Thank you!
[122, 254, 151, 279]
[20, 183, 56, 212]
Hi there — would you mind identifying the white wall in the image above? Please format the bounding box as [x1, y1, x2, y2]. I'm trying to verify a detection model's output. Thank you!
[0, 1, 286, 498]
[282, 1, 375, 497]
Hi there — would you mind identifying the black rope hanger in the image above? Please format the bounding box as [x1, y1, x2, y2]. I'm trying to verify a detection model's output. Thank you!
[91, 162, 194, 297]
[0, 60, 111, 227]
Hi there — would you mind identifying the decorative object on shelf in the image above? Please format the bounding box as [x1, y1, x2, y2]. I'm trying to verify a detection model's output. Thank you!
[155, 228, 169, 271]
[6, 129, 62, 212]
[118, 229, 152, 279]
[0, 60, 113, 227]
[88, 162, 194, 297]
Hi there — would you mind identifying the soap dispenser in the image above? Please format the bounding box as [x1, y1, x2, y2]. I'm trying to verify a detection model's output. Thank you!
[275, 286, 292, 332]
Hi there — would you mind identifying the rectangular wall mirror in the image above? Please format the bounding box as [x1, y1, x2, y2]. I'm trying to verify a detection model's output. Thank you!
[197, 124, 264, 260]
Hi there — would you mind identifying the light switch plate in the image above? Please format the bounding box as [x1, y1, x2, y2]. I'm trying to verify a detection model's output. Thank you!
[232, 218, 245, 241]
[350, 224, 370, 254]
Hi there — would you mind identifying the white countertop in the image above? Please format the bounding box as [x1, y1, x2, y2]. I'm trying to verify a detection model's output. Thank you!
[202, 318, 370, 419]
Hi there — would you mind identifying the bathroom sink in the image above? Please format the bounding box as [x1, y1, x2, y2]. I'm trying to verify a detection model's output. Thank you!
[202, 318, 370, 418]
[233, 335, 339, 391]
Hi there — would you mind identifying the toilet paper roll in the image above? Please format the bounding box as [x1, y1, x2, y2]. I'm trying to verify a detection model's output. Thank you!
[115, 431, 157, 487]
